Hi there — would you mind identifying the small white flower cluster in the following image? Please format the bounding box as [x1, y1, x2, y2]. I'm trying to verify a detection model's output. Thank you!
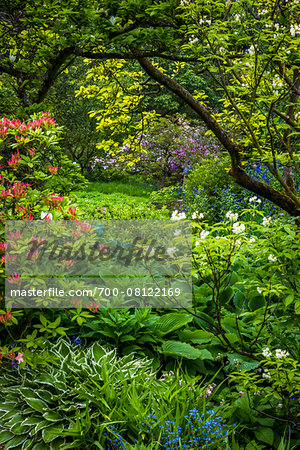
[226, 210, 238, 221]
[295, 111, 300, 122]
[248, 45, 255, 56]
[262, 347, 272, 358]
[262, 348, 289, 359]
[180, 0, 191, 6]
[189, 35, 199, 45]
[192, 211, 204, 220]
[268, 254, 277, 262]
[166, 247, 176, 257]
[195, 230, 210, 245]
[260, 9, 268, 15]
[232, 222, 246, 234]
[262, 369, 271, 379]
[275, 349, 289, 359]
[249, 196, 262, 204]
[215, 352, 223, 361]
[161, 371, 174, 380]
[199, 17, 212, 26]
[272, 75, 283, 89]
[200, 230, 210, 239]
[257, 287, 263, 294]
[262, 217, 271, 226]
[171, 210, 186, 221]
[200, 382, 216, 398]
[290, 23, 300, 37]
[249, 237, 256, 244]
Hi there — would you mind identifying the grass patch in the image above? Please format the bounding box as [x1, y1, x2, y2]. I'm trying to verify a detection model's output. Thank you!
[74, 181, 168, 220]
[84, 179, 156, 198]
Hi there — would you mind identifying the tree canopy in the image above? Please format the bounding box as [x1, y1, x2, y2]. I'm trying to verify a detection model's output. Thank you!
[1, 0, 300, 215]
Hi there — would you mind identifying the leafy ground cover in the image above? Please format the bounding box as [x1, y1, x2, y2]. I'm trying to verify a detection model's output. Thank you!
[1, 111, 300, 449]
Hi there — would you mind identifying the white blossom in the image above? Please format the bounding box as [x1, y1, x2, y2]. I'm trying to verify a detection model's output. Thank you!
[275, 349, 289, 359]
[262, 347, 272, 358]
[166, 247, 176, 257]
[248, 45, 255, 56]
[249, 196, 261, 204]
[226, 210, 238, 221]
[200, 230, 210, 240]
[171, 210, 186, 221]
[257, 287, 263, 294]
[268, 254, 277, 262]
[290, 24, 300, 37]
[262, 217, 272, 227]
[192, 211, 204, 220]
[249, 237, 256, 244]
[232, 222, 246, 234]
[262, 369, 271, 379]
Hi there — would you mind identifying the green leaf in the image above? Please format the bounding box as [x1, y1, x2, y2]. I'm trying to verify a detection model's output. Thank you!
[5, 434, 27, 448]
[42, 411, 62, 422]
[10, 423, 31, 435]
[39, 315, 48, 327]
[254, 427, 274, 445]
[154, 313, 193, 336]
[249, 296, 266, 311]
[0, 430, 14, 444]
[24, 398, 47, 413]
[21, 417, 42, 426]
[92, 343, 106, 362]
[42, 425, 64, 443]
[162, 341, 212, 360]
[35, 373, 56, 387]
[178, 329, 212, 344]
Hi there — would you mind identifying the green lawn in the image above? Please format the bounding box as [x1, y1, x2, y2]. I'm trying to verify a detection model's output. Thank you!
[74, 180, 169, 220]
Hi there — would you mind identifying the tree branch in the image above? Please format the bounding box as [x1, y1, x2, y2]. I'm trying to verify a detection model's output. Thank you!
[137, 57, 300, 217]
[73, 48, 199, 62]
[34, 46, 75, 104]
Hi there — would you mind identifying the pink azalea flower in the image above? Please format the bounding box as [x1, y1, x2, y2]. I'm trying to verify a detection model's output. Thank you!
[15, 353, 24, 364]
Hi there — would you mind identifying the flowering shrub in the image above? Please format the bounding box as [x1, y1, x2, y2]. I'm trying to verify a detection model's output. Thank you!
[229, 349, 300, 446]
[183, 161, 299, 222]
[0, 113, 86, 368]
[163, 204, 300, 444]
[137, 409, 232, 449]
[90, 117, 222, 185]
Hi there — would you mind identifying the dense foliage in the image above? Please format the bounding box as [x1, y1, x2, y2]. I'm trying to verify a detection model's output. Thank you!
[1, 1, 300, 449]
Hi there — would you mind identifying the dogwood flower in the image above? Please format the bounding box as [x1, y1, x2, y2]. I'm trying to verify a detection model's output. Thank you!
[192, 211, 204, 220]
[275, 349, 289, 359]
[262, 369, 271, 379]
[268, 254, 277, 262]
[226, 210, 238, 221]
[232, 222, 245, 234]
[166, 247, 176, 257]
[262, 347, 272, 358]
[262, 217, 271, 226]
[171, 210, 186, 221]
